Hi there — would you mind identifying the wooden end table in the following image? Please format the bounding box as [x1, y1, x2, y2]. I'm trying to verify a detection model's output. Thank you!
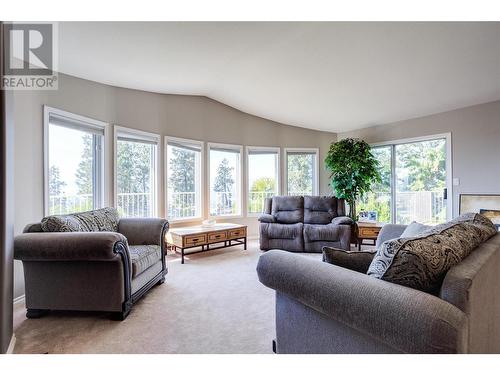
[356, 222, 384, 250]
[165, 223, 247, 264]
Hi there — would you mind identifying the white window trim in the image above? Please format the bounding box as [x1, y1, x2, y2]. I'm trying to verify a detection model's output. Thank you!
[165, 136, 204, 223]
[370, 132, 453, 223]
[283, 147, 320, 196]
[207, 142, 244, 219]
[113, 125, 161, 217]
[43, 105, 110, 216]
[246, 146, 280, 217]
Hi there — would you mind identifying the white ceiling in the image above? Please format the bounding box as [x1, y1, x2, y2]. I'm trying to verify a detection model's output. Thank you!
[58, 22, 500, 133]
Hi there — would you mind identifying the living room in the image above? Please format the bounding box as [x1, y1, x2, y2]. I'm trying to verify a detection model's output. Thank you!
[2, 1, 500, 373]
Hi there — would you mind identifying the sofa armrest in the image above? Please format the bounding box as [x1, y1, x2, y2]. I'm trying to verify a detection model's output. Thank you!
[257, 250, 468, 353]
[118, 218, 169, 246]
[331, 216, 354, 225]
[375, 224, 407, 248]
[258, 214, 276, 223]
[14, 232, 128, 261]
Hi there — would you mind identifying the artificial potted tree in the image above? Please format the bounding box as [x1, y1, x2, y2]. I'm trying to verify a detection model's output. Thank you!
[324, 138, 381, 224]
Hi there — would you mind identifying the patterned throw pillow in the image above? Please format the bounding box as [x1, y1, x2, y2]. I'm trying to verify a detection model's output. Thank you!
[41, 207, 120, 232]
[367, 213, 497, 293]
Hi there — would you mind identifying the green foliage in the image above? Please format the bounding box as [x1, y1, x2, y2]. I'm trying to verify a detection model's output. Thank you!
[49, 165, 66, 196]
[287, 154, 313, 194]
[75, 134, 93, 195]
[325, 138, 381, 219]
[214, 158, 234, 193]
[168, 147, 195, 193]
[117, 139, 153, 194]
[250, 177, 275, 193]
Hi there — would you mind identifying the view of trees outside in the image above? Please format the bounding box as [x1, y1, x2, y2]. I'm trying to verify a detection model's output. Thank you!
[167, 145, 199, 219]
[48, 126, 96, 215]
[116, 139, 155, 217]
[357, 139, 447, 224]
[248, 152, 278, 213]
[209, 149, 240, 216]
[357, 146, 392, 223]
[287, 153, 314, 195]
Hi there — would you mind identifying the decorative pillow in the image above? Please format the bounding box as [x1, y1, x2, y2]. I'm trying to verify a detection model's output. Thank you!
[367, 213, 497, 293]
[41, 207, 120, 232]
[400, 221, 432, 238]
[323, 246, 376, 274]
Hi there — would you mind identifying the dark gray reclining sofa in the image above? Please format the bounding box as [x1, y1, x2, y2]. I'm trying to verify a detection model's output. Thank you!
[258, 196, 353, 252]
[14, 207, 168, 320]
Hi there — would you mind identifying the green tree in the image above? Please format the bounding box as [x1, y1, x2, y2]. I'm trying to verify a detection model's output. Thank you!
[75, 134, 93, 195]
[325, 138, 381, 220]
[168, 147, 195, 193]
[214, 158, 234, 212]
[287, 154, 313, 194]
[49, 165, 66, 196]
[250, 177, 275, 193]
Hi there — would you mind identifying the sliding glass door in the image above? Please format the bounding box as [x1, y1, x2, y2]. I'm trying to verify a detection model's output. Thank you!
[359, 135, 450, 225]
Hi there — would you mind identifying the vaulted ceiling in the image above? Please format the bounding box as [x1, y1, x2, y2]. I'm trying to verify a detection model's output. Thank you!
[58, 22, 500, 132]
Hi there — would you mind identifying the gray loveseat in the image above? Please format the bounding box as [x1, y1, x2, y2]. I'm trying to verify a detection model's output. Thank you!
[14, 208, 168, 320]
[257, 222, 500, 353]
[258, 196, 353, 252]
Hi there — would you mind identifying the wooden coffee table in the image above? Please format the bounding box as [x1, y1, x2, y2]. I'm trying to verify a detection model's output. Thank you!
[356, 222, 384, 250]
[165, 223, 247, 264]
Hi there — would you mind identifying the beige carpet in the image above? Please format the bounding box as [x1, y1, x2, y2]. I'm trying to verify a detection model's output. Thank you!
[13, 240, 322, 354]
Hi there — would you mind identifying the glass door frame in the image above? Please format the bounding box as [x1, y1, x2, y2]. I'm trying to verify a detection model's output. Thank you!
[371, 133, 453, 224]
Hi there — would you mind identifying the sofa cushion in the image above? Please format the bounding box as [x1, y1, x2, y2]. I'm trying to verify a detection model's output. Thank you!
[367, 213, 498, 293]
[304, 223, 342, 242]
[41, 207, 120, 233]
[265, 222, 303, 240]
[271, 196, 304, 224]
[129, 244, 162, 278]
[304, 196, 337, 224]
[323, 247, 376, 273]
[400, 221, 432, 238]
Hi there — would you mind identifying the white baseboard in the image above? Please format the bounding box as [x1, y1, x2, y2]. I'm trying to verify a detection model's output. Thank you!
[6, 334, 16, 354]
[13, 294, 25, 305]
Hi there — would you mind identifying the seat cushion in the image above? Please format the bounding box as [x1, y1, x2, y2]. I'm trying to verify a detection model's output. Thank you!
[367, 213, 498, 293]
[271, 196, 304, 224]
[129, 244, 162, 278]
[303, 224, 341, 242]
[41, 207, 119, 232]
[304, 196, 337, 224]
[265, 223, 303, 240]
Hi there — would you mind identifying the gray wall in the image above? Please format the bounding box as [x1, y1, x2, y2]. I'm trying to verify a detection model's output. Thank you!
[12, 73, 337, 298]
[339, 100, 500, 218]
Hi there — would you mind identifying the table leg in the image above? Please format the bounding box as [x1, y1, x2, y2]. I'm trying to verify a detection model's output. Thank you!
[181, 248, 185, 264]
[244, 236, 247, 250]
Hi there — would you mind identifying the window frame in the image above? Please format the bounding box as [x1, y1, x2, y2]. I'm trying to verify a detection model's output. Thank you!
[113, 125, 161, 217]
[370, 132, 453, 224]
[43, 105, 109, 216]
[284, 147, 319, 196]
[165, 136, 204, 223]
[207, 142, 244, 219]
[246, 146, 281, 217]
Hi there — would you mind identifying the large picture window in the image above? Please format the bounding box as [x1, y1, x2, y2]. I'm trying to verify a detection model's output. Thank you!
[285, 148, 319, 196]
[115, 127, 159, 217]
[208, 143, 242, 217]
[247, 147, 280, 214]
[166, 137, 203, 221]
[44, 106, 107, 215]
[359, 135, 451, 225]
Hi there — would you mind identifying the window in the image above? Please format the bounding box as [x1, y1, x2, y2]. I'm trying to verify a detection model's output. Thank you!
[360, 135, 451, 225]
[166, 137, 203, 221]
[44, 106, 107, 215]
[247, 147, 280, 214]
[208, 143, 242, 217]
[115, 126, 159, 217]
[285, 148, 319, 196]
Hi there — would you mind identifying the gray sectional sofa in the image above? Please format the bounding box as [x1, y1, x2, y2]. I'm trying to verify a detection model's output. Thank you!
[14, 208, 168, 320]
[258, 196, 353, 252]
